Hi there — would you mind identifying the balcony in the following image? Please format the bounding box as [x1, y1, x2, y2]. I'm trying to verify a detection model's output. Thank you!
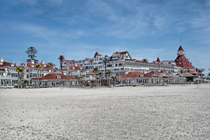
[0, 75, 18, 80]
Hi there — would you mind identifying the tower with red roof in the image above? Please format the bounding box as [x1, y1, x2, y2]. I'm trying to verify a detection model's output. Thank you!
[175, 46, 194, 69]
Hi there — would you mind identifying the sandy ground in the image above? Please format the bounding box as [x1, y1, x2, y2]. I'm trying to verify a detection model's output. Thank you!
[0, 84, 210, 140]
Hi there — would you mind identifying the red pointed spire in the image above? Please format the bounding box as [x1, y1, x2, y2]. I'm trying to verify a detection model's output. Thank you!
[178, 45, 184, 51]
[156, 57, 160, 62]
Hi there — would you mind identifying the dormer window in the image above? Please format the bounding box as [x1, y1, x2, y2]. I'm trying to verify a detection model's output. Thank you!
[0, 62, 2, 65]
[31, 65, 34, 68]
[80, 68, 82, 70]
[11, 64, 14, 67]
[72, 67, 75, 69]
[44, 64, 46, 67]
[57, 75, 61, 78]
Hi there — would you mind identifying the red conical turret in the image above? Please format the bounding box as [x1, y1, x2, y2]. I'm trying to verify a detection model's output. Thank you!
[175, 46, 194, 68]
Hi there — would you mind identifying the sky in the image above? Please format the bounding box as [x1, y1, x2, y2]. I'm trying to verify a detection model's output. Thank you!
[0, 0, 210, 75]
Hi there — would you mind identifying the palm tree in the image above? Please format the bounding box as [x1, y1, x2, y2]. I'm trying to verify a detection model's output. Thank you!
[93, 68, 99, 85]
[142, 58, 148, 63]
[111, 76, 117, 86]
[102, 58, 109, 79]
[106, 71, 113, 87]
[58, 55, 64, 70]
[97, 72, 103, 86]
[16, 66, 22, 89]
[36, 64, 42, 88]
[180, 69, 185, 74]
[19, 68, 25, 89]
[196, 68, 205, 76]
[93, 68, 99, 74]
[78, 76, 83, 86]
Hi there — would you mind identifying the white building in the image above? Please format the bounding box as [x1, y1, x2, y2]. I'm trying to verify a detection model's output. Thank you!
[62, 51, 180, 78]
[0, 58, 19, 86]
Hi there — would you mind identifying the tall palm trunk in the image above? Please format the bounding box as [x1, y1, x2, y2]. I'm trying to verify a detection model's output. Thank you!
[18, 72, 20, 89]
[109, 76, 111, 87]
[37, 70, 39, 88]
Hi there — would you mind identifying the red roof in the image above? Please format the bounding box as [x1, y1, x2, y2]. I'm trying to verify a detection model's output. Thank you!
[0, 61, 18, 68]
[178, 46, 184, 51]
[135, 60, 142, 63]
[0, 69, 6, 71]
[115, 51, 128, 55]
[64, 60, 75, 62]
[175, 55, 194, 68]
[161, 76, 172, 79]
[69, 65, 86, 71]
[119, 72, 156, 79]
[183, 70, 198, 74]
[31, 73, 77, 81]
[94, 52, 102, 58]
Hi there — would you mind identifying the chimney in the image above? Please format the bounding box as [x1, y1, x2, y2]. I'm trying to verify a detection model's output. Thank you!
[0, 58, 3, 62]
[41, 61, 45, 64]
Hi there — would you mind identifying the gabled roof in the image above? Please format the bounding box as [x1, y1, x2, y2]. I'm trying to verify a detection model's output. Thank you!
[0, 61, 18, 68]
[113, 51, 132, 60]
[94, 52, 102, 58]
[114, 51, 128, 55]
[69, 65, 86, 71]
[175, 55, 194, 68]
[31, 73, 77, 81]
[85, 58, 92, 64]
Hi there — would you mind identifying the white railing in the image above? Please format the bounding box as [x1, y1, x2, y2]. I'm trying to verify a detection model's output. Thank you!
[0, 75, 18, 80]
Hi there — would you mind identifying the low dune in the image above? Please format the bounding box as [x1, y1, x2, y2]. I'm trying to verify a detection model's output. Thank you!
[0, 84, 210, 139]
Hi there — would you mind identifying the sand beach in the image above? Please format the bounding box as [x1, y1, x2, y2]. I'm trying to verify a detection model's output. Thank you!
[0, 84, 210, 139]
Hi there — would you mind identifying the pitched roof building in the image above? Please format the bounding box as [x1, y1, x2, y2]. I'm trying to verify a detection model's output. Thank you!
[175, 46, 194, 69]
